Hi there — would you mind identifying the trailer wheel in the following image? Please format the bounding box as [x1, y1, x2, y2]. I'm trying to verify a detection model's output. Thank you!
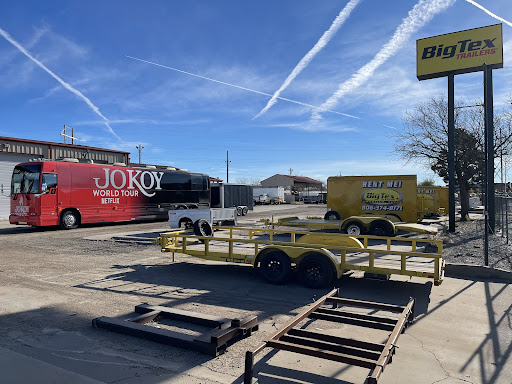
[324, 211, 340, 220]
[369, 220, 393, 236]
[193, 219, 213, 240]
[298, 253, 334, 289]
[242, 206, 248, 216]
[60, 209, 80, 230]
[344, 222, 364, 235]
[236, 206, 243, 216]
[259, 251, 292, 285]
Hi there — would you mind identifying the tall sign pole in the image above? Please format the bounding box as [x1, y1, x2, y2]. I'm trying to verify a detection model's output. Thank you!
[484, 64, 495, 234]
[417, 24, 503, 234]
[447, 73, 456, 232]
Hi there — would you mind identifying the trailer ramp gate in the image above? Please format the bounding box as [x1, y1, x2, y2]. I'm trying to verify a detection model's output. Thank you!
[93, 304, 258, 356]
[244, 288, 414, 384]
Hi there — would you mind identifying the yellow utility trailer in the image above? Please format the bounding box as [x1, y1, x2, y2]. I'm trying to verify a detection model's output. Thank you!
[272, 216, 438, 236]
[158, 227, 444, 288]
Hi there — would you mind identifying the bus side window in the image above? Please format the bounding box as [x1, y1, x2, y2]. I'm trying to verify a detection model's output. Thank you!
[42, 174, 57, 192]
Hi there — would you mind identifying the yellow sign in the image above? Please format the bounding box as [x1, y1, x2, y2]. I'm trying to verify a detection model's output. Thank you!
[417, 24, 503, 80]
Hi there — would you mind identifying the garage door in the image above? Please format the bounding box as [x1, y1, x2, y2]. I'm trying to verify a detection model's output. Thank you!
[0, 154, 35, 220]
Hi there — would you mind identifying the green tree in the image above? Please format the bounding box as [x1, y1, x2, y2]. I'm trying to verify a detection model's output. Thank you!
[418, 178, 436, 187]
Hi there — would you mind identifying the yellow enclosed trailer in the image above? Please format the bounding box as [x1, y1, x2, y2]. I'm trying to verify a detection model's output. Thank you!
[158, 227, 444, 288]
[418, 186, 449, 216]
[326, 175, 421, 223]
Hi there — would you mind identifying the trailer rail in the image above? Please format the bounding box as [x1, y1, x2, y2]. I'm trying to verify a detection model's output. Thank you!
[158, 226, 444, 287]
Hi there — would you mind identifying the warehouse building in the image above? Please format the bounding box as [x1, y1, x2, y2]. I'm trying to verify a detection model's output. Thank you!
[0, 136, 130, 220]
[260, 174, 323, 192]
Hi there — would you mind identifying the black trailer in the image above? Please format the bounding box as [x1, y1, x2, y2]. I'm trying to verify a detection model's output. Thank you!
[211, 183, 253, 216]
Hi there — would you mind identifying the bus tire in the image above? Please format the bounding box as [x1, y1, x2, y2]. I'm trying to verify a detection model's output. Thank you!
[259, 251, 292, 285]
[298, 253, 334, 289]
[344, 222, 364, 235]
[369, 220, 393, 236]
[324, 211, 340, 220]
[60, 209, 80, 230]
[193, 219, 213, 239]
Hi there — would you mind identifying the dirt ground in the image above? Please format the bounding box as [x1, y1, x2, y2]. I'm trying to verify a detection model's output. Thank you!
[1, 204, 511, 384]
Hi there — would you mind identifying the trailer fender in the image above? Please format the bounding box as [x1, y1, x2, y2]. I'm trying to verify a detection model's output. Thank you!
[369, 219, 395, 236]
[341, 218, 367, 235]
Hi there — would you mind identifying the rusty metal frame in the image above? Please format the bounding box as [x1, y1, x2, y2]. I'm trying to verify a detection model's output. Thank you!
[244, 288, 414, 384]
[93, 304, 258, 356]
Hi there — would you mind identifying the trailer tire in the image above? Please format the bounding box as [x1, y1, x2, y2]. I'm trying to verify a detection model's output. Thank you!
[344, 222, 364, 235]
[193, 219, 213, 240]
[324, 211, 341, 221]
[298, 253, 334, 289]
[60, 209, 80, 230]
[242, 206, 248, 216]
[259, 251, 292, 285]
[369, 220, 393, 236]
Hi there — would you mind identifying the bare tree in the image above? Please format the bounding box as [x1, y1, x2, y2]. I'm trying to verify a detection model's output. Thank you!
[395, 94, 512, 220]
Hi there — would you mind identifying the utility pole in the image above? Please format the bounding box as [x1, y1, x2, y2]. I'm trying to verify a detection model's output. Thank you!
[226, 150, 231, 183]
[136, 144, 144, 164]
[289, 168, 293, 176]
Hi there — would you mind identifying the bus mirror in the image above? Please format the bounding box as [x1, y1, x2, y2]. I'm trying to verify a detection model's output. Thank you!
[42, 183, 47, 193]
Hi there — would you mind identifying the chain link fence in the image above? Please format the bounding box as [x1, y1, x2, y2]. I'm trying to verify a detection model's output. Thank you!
[495, 194, 511, 243]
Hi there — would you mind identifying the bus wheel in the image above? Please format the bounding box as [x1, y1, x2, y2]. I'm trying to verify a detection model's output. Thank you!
[324, 211, 340, 220]
[298, 253, 334, 289]
[193, 219, 213, 240]
[369, 221, 392, 236]
[344, 222, 364, 235]
[60, 210, 79, 230]
[259, 251, 292, 285]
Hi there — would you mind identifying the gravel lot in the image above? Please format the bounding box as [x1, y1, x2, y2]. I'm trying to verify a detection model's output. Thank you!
[1, 204, 511, 384]
[434, 211, 512, 272]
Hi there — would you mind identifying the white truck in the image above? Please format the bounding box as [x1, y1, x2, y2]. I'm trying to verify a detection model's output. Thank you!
[253, 187, 285, 205]
[168, 207, 237, 237]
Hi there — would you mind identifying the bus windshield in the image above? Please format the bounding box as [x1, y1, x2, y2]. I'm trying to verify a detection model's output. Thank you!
[11, 164, 41, 194]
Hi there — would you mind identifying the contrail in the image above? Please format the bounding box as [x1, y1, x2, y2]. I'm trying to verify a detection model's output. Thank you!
[126, 55, 359, 120]
[253, 0, 362, 119]
[312, 0, 455, 122]
[0, 27, 122, 141]
[465, 0, 512, 27]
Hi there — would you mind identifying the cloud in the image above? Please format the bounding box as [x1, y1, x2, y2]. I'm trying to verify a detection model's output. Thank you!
[126, 55, 359, 119]
[464, 0, 512, 27]
[253, 0, 361, 119]
[0, 26, 121, 141]
[311, 0, 456, 122]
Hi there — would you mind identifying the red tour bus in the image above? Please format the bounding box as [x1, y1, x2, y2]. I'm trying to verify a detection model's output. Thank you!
[9, 159, 210, 229]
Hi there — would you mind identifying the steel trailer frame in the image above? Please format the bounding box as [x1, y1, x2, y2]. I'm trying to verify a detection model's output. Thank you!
[93, 304, 259, 356]
[159, 226, 445, 286]
[244, 288, 415, 384]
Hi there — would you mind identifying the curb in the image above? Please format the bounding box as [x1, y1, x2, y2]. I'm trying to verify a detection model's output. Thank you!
[445, 263, 512, 282]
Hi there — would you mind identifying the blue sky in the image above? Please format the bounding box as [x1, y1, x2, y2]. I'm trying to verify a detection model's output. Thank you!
[0, 0, 510, 185]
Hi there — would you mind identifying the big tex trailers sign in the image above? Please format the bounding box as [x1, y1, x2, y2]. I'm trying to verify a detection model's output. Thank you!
[417, 24, 503, 80]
